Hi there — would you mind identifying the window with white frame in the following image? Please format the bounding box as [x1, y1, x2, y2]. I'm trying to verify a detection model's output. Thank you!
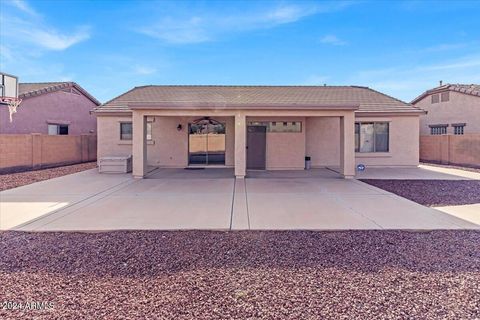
[48, 124, 69, 135]
[453, 124, 465, 135]
[355, 122, 389, 153]
[430, 125, 447, 135]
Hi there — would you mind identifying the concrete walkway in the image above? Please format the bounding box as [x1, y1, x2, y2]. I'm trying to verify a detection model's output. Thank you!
[356, 164, 480, 180]
[1, 167, 478, 231]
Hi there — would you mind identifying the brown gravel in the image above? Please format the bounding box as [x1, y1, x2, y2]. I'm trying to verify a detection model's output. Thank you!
[0, 162, 97, 192]
[1, 230, 479, 319]
[360, 179, 480, 207]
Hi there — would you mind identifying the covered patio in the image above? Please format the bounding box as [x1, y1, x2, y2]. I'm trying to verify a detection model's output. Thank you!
[131, 109, 357, 179]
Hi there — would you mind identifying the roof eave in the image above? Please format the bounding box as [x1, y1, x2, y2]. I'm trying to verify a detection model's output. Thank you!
[355, 110, 427, 116]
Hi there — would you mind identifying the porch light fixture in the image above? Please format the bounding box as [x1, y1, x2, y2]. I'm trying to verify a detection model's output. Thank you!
[177, 124, 183, 131]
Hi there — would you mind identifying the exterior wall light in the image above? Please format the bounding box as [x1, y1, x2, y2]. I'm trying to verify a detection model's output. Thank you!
[177, 124, 183, 131]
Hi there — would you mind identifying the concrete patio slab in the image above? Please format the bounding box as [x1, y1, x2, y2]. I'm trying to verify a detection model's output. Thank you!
[27, 192, 233, 231]
[1, 167, 478, 231]
[148, 168, 234, 179]
[244, 178, 478, 230]
[247, 168, 341, 179]
[0, 169, 133, 230]
[246, 191, 380, 230]
[355, 164, 480, 180]
[434, 203, 480, 226]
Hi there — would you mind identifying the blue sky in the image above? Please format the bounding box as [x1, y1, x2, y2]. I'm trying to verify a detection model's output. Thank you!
[1, 0, 479, 103]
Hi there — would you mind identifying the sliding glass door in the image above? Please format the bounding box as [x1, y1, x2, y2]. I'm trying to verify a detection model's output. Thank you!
[188, 123, 226, 165]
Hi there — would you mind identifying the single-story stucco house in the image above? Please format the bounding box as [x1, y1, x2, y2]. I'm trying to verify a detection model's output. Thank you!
[94, 85, 425, 178]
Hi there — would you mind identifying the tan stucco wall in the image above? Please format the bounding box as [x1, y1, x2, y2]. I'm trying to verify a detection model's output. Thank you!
[415, 91, 480, 134]
[248, 117, 306, 170]
[97, 115, 235, 167]
[97, 116, 133, 159]
[306, 117, 340, 167]
[306, 115, 420, 168]
[354, 115, 420, 167]
[98, 111, 420, 171]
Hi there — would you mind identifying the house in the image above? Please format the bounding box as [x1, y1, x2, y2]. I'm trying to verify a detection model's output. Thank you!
[0, 81, 101, 135]
[94, 85, 425, 178]
[412, 83, 480, 135]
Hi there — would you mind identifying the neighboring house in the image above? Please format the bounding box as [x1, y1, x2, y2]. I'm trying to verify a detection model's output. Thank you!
[0, 82, 100, 135]
[412, 83, 480, 135]
[94, 85, 425, 178]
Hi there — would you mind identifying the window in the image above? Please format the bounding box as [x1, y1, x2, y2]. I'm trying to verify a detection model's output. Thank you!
[120, 122, 132, 140]
[453, 124, 465, 135]
[431, 94, 440, 104]
[430, 125, 447, 135]
[247, 121, 302, 133]
[355, 122, 389, 153]
[269, 121, 301, 132]
[441, 92, 449, 102]
[48, 124, 68, 135]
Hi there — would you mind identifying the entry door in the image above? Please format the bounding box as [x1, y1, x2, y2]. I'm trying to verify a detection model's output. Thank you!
[247, 125, 266, 170]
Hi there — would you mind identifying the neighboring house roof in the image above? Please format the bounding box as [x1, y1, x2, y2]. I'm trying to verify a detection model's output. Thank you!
[411, 83, 480, 104]
[96, 85, 423, 114]
[19, 82, 101, 106]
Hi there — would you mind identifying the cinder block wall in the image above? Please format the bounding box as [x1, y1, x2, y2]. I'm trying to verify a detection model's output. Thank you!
[420, 134, 480, 168]
[0, 134, 97, 173]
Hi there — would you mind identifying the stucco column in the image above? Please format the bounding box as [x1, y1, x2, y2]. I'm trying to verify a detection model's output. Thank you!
[340, 112, 355, 178]
[132, 111, 147, 178]
[234, 113, 246, 178]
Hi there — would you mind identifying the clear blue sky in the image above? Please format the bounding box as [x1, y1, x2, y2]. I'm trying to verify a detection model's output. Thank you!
[1, 0, 479, 103]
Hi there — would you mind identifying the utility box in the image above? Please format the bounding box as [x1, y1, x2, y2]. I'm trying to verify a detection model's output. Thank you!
[98, 156, 132, 173]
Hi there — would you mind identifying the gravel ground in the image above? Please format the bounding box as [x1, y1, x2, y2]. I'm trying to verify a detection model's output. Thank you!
[0, 162, 97, 192]
[421, 162, 480, 173]
[1, 230, 479, 319]
[360, 179, 480, 207]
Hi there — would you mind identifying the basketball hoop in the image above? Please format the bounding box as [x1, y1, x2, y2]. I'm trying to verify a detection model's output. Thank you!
[1, 97, 22, 122]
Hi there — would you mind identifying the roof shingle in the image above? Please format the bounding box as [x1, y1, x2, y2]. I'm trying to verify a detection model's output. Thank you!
[411, 83, 480, 104]
[19, 82, 101, 105]
[96, 85, 423, 114]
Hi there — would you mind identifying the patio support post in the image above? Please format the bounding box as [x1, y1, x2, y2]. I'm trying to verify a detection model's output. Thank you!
[340, 112, 355, 179]
[132, 111, 147, 178]
[235, 113, 246, 178]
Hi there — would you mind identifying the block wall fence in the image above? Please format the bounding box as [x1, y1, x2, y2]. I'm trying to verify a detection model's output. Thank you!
[0, 134, 97, 173]
[420, 134, 480, 168]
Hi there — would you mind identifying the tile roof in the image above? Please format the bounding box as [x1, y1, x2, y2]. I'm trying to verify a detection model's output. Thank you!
[19, 82, 101, 105]
[96, 85, 423, 114]
[411, 83, 480, 104]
